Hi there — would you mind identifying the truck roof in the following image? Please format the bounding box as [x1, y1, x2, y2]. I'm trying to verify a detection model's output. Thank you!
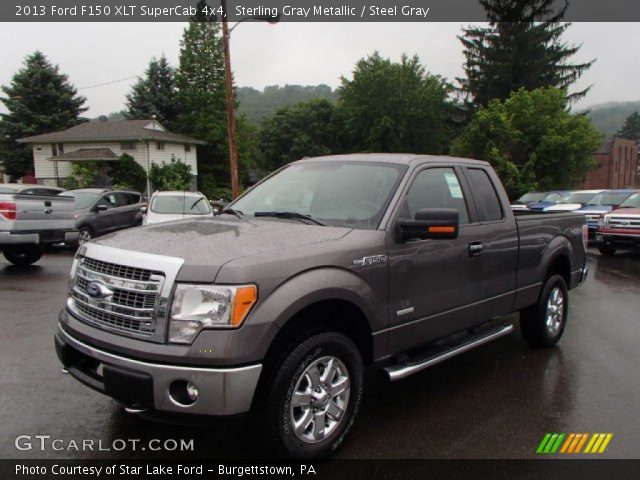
[293, 153, 489, 167]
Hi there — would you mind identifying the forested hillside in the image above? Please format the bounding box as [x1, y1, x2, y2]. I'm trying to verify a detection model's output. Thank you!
[584, 101, 640, 136]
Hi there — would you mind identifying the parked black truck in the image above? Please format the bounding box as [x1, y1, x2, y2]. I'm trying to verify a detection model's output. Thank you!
[55, 154, 588, 458]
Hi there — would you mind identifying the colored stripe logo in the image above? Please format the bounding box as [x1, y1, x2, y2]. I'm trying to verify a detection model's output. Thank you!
[536, 433, 613, 454]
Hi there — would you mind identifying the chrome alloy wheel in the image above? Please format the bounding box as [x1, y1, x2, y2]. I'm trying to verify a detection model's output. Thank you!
[545, 286, 565, 337]
[290, 356, 350, 444]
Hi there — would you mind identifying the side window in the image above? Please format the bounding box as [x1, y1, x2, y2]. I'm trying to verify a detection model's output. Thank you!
[406, 168, 469, 225]
[113, 193, 134, 207]
[99, 194, 118, 208]
[466, 168, 503, 222]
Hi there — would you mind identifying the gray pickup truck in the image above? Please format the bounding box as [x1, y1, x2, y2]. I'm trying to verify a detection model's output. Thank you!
[55, 155, 588, 458]
[0, 183, 78, 265]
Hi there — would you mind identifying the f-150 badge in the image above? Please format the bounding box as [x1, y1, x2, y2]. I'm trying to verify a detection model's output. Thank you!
[353, 255, 387, 266]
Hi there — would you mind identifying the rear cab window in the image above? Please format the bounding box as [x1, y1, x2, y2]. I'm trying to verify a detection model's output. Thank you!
[465, 168, 504, 222]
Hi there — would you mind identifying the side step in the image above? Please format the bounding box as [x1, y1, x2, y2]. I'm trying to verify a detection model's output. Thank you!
[383, 322, 514, 381]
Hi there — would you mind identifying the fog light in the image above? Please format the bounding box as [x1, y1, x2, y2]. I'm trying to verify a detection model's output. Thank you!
[186, 382, 199, 401]
[169, 380, 198, 406]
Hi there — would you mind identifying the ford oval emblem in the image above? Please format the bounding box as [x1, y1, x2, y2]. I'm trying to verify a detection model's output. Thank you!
[86, 281, 112, 299]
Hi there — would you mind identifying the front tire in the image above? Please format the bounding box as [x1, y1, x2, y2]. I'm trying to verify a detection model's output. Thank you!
[2, 246, 43, 266]
[520, 274, 568, 348]
[262, 332, 363, 459]
[77, 226, 93, 246]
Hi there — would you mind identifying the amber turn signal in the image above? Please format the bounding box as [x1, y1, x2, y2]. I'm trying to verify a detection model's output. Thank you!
[231, 285, 258, 327]
[428, 226, 456, 234]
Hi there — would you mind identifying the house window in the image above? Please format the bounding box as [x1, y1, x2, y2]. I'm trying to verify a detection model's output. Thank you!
[51, 144, 58, 156]
[156, 142, 165, 151]
[184, 144, 191, 153]
[58, 143, 64, 154]
[121, 142, 136, 150]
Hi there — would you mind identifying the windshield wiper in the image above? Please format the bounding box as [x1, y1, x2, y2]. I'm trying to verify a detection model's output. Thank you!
[254, 211, 325, 226]
[217, 208, 244, 219]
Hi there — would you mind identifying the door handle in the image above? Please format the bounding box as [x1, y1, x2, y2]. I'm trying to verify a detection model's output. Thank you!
[469, 242, 483, 257]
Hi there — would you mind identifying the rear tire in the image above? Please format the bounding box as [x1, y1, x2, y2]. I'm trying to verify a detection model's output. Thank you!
[598, 245, 616, 256]
[520, 274, 568, 348]
[261, 332, 363, 459]
[2, 246, 43, 266]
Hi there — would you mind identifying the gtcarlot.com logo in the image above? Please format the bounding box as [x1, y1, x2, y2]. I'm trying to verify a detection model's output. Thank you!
[536, 433, 613, 454]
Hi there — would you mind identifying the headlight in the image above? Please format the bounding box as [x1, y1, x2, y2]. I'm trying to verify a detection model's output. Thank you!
[169, 284, 257, 344]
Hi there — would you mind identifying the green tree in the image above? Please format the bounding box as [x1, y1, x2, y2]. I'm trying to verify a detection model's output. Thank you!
[617, 112, 640, 141]
[149, 159, 193, 191]
[458, 0, 594, 109]
[125, 55, 179, 129]
[0, 51, 87, 178]
[175, 0, 228, 192]
[337, 52, 455, 154]
[451, 87, 602, 199]
[260, 99, 340, 170]
[110, 153, 147, 193]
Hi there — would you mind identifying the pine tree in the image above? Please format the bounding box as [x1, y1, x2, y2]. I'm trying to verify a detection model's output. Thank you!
[125, 55, 179, 129]
[617, 112, 640, 141]
[458, 0, 594, 109]
[174, 0, 229, 188]
[0, 51, 87, 178]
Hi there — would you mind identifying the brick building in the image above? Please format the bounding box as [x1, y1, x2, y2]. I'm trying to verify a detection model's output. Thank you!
[582, 136, 638, 189]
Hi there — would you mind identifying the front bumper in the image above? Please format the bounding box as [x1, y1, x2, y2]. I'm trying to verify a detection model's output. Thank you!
[596, 231, 640, 249]
[0, 230, 78, 246]
[55, 326, 262, 416]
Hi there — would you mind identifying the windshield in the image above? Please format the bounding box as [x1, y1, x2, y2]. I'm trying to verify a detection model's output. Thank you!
[620, 193, 640, 209]
[231, 162, 407, 229]
[559, 192, 598, 204]
[151, 194, 211, 215]
[59, 191, 99, 209]
[0, 185, 20, 193]
[516, 192, 547, 203]
[586, 192, 632, 206]
[543, 193, 564, 203]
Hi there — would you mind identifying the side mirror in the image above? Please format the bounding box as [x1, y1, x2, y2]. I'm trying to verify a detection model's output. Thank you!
[140, 205, 148, 213]
[95, 204, 109, 212]
[396, 208, 460, 242]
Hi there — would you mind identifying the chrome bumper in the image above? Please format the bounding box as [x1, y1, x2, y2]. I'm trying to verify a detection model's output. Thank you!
[0, 230, 78, 245]
[57, 326, 262, 416]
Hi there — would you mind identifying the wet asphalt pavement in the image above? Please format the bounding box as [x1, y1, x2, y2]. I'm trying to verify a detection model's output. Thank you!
[1, 248, 639, 460]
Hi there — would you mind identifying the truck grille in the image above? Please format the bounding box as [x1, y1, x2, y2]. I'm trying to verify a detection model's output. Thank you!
[69, 255, 165, 339]
[607, 216, 640, 230]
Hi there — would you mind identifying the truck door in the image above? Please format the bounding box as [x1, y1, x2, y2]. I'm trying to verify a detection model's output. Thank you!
[462, 167, 518, 318]
[386, 166, 485, 354]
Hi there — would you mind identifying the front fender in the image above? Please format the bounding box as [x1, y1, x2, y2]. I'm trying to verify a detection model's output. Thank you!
[246, 267, 387, 360]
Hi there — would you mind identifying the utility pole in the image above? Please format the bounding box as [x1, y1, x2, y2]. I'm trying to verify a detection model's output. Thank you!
[221, 0, 240, 199]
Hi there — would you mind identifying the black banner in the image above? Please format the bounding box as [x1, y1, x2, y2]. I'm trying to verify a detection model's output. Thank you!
[4, 0, 640, 22]
[3, 459, 640, 480]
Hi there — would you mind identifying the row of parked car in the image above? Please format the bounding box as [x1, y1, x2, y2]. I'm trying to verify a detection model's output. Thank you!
[512, 189, 640, 256]
[0, 183, 217, 265]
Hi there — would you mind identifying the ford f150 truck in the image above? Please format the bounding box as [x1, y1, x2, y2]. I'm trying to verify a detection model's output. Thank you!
[55, 155, 588, 458]
[596, 191, 640, 255]
[0, 183, 78, 265]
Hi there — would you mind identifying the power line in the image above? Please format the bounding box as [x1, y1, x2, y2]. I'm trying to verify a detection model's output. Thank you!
[77, 75, 140, 90]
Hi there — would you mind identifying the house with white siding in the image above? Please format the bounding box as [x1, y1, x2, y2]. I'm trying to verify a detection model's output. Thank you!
[17, 119, 205, 190]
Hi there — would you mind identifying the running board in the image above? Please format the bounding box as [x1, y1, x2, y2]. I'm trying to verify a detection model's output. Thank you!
[383, 323, 514, 381]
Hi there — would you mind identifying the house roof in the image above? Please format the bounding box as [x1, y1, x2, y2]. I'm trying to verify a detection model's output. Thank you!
[48, 148, 120, 162]
[18, 119, 205, 145]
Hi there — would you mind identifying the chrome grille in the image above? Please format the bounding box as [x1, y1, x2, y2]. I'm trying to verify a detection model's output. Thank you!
[69, 255, 165, 339]
[607, 216, 640, 230]
[81, 256, 160, 281]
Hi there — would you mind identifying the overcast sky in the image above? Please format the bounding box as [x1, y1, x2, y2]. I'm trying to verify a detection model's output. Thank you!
[0, 22, 638, 117]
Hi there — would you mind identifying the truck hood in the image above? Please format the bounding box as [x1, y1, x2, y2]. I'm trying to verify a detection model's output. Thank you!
[577, 206, 613, 214]
[94, 216, 352, 276]
[607, 208, 640, 217]
[544, 203, 583, 212]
